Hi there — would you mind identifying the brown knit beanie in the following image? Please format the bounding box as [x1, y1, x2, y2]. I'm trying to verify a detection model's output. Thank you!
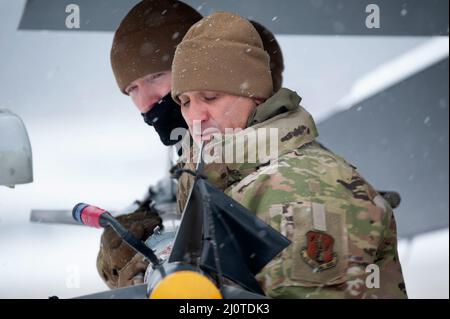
[172, 12, 273, 103]
[111, 0, 202, 94]
[250, 21, 284, 92]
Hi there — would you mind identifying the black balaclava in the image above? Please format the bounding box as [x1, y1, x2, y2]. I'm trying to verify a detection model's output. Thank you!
[142, 93, 188, 146]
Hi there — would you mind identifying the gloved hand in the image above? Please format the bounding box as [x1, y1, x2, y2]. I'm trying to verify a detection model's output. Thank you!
[96, 200, 163, 289]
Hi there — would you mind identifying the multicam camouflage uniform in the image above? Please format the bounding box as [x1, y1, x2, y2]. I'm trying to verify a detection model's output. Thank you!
[176, 88, 407, 299]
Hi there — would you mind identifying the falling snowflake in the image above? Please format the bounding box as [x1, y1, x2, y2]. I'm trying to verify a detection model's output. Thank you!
[258, 230, 267, 238]
[333, 21, 346, 33]
[172, 32, 180, 40]
[161, 54, 170, 62]
[438, 98, 448, 109]
[196, 2, 207, 11]
[240, 81, 250, 91]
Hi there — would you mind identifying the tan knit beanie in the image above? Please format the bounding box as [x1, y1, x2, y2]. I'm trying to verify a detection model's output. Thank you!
[172, 12, 273, 103]
[111, 0, 202, 94]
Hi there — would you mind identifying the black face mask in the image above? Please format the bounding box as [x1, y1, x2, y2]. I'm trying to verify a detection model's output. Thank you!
[142, 93, 188, 146]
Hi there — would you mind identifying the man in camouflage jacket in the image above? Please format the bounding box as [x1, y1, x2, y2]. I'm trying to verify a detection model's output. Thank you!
[176, 88, 407, 298]
[100, 0, 285, 289]
[172, 12, 408, 299]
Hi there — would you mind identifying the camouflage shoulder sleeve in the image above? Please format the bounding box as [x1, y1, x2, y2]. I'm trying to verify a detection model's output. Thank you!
[337, 166, 407, 298]
[361, 174, 408, 298]
[227, 144, 407, 299]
